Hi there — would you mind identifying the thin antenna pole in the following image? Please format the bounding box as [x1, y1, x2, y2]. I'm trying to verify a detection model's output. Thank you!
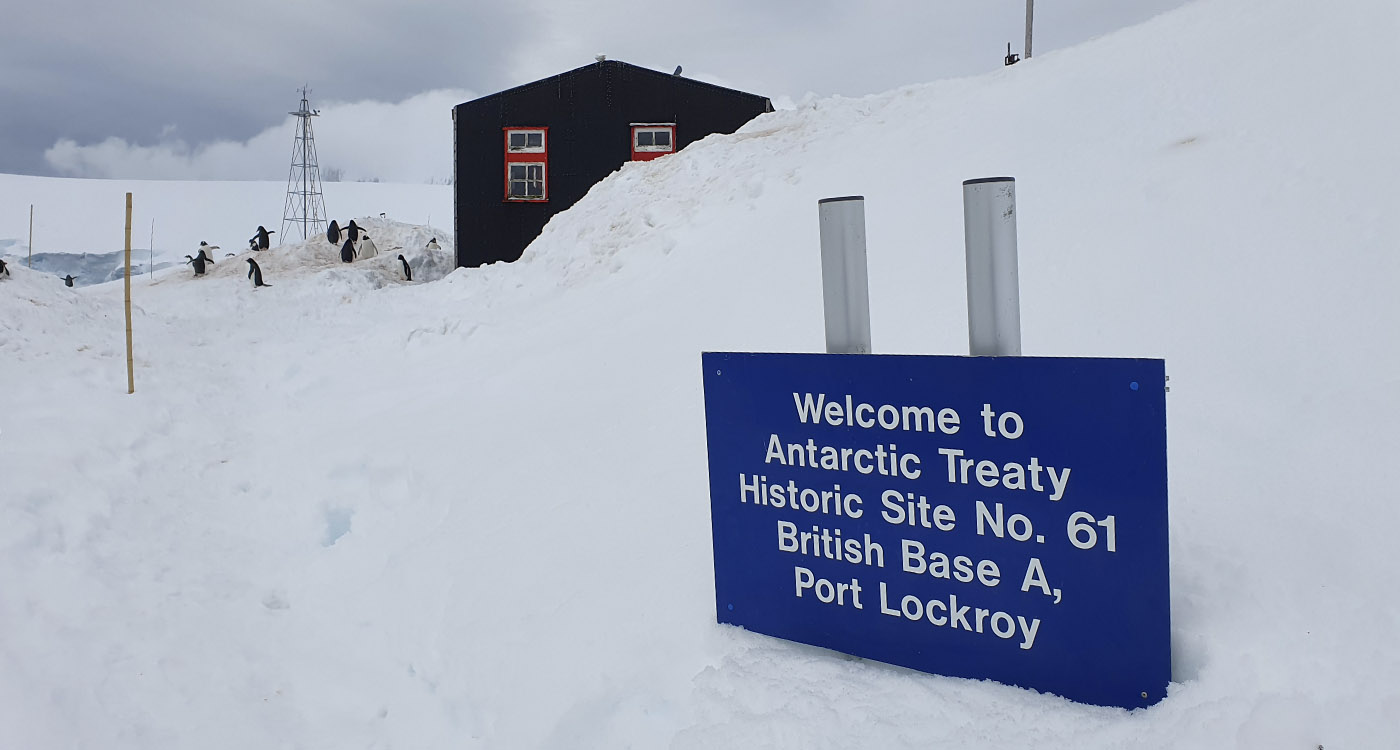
[124, 193, 135, 394]
[28, 204, 33, 268]
[149, 218, 155, 281]
[1025, 0, 1034, 59]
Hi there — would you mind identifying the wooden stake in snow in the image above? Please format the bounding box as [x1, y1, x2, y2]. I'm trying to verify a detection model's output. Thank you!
[124, 192, 135, 394]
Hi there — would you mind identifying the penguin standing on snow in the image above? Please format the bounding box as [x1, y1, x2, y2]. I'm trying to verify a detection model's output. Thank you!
[327, 219, 341, 245]
[185, 249, 215, 276]
[425, 237, 440, 251]
[340, 237, 357, 263]
[346, 220, 361, 243]
[252, 225, 275, 251]
[359, 232, 378, 260]
[246, 258, 270, 288]
[397, 254, 412, 281]
[0, 258, 9, 278]
[63, 274, 78, 287]
[199, 240, 220, 256]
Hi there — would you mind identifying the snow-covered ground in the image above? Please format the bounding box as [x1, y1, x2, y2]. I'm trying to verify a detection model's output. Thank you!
[2, 0, 1398, 747]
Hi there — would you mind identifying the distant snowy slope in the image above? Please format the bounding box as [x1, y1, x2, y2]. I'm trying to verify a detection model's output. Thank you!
[0, 176, 451, 264]
[2, 0, 1398, 748]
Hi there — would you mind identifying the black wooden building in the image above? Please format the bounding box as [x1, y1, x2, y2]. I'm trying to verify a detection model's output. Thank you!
[452, 59, 773, 268]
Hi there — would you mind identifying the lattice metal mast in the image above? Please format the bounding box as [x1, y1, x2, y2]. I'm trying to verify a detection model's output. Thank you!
[281, 86, 328, 242]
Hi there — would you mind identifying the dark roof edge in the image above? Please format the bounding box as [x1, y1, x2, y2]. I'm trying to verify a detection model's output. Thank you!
[456, 59, 772, 110]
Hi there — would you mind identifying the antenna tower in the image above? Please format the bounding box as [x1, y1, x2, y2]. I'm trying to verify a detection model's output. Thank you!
[281, 86, 328, 242]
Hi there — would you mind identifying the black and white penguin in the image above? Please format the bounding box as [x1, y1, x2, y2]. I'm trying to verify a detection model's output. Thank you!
[327, 219, 341, 245]
[359, 232, 378, 260]
[346, 220, 361, 243]
[397, 254, 412, 281]
[246, 258, 270, 288]
[340, 238, 357, 263]
[0, 258, 9, 278]
[199, 240, 220, 255]
[248, 238, 258, 253]
[185, 249, 214, 276]
[62, 274, 77, 287]
[425, 237, 441, 251]
[253, 225, 274, 251]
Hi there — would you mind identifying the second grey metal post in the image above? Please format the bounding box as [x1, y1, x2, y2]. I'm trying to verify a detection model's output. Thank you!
[963, 177, 1021, 356]
[818, 196, 872, 354]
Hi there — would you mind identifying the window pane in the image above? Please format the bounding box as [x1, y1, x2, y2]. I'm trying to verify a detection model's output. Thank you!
[509, 133, 527, 149]
[528, 164, 542, 180]
[526, 132, 543, 148]
[510, 164, 526, 179]
[655, 131, 671, 147]
[637, 131, 654, 147]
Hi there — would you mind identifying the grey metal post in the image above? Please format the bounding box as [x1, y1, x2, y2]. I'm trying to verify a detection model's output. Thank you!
[963, 177, 1021, 356]
[818, 196, 872, 354]
[1025, 0, 1034, 59]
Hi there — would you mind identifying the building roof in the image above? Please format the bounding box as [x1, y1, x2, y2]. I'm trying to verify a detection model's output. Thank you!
[457, 59, 773, 112]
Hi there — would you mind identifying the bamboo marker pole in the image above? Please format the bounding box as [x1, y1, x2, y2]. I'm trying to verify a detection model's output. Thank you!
[28, 204, 33, 268]
[124, 193, 134, 394]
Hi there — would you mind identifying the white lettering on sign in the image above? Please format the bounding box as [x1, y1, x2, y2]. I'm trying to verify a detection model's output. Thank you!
[937, 448, 1072, 502]
[764, 433, 922, 480]
[793, 393, 961, 435]
[877, 583, 1041, 650]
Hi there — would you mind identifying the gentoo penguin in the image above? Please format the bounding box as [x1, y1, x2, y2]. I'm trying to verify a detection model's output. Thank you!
[346, 220, 361, 243]
[199, 240, 220, 255]
[185, 249, 214, 276]
[246, 258, 270, 288]
[253, 225, 274, 251]
[340, 237, 357, 263]
[248, 238, 259, 253]
[63, 274, 77, 287]
[0, 258, 8, 278]
[327, 219, 341, 245]
[425, 237, 441, 251]
[358, 232, 378, 260]
[397, 254, 412, 281]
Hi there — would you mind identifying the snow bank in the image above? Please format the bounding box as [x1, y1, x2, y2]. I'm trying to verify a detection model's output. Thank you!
[2, 0, 1398, 748]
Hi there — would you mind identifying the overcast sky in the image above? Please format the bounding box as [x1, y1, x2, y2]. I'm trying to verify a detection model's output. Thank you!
[1, 0, 1189, 181]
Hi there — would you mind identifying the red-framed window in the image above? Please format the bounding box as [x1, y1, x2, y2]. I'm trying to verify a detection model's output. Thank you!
[504, 127, 548, 201]
[630, 123, 675, 162]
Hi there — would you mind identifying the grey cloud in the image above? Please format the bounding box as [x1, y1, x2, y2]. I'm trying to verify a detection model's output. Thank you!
[3, 0, 1187, 179]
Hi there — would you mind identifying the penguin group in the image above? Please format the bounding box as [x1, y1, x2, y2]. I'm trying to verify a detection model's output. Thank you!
[185, 247, 215, 276]
[330, 219, 380, 263]
[251, 226, 274, 251]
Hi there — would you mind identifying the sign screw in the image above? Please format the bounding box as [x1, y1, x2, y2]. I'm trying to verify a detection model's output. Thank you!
[1129, 381, 1140, 391]
[1140, 691, 1148, 699]
[727, 603, 734, 611]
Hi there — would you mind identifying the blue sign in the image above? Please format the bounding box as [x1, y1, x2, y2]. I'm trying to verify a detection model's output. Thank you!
[701, 352, 1169, 708]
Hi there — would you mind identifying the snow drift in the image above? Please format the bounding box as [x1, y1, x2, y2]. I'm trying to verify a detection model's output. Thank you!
[2, 0, 1397, 747]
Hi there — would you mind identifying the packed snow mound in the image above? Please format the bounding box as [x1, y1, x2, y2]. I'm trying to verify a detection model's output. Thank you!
[0, 261, 123, 361]
[157, 217, 455, 292]
[2, 0, 1399, 748]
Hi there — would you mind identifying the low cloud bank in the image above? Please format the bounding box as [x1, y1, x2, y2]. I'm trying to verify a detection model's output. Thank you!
[44, 89, 472, 184]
